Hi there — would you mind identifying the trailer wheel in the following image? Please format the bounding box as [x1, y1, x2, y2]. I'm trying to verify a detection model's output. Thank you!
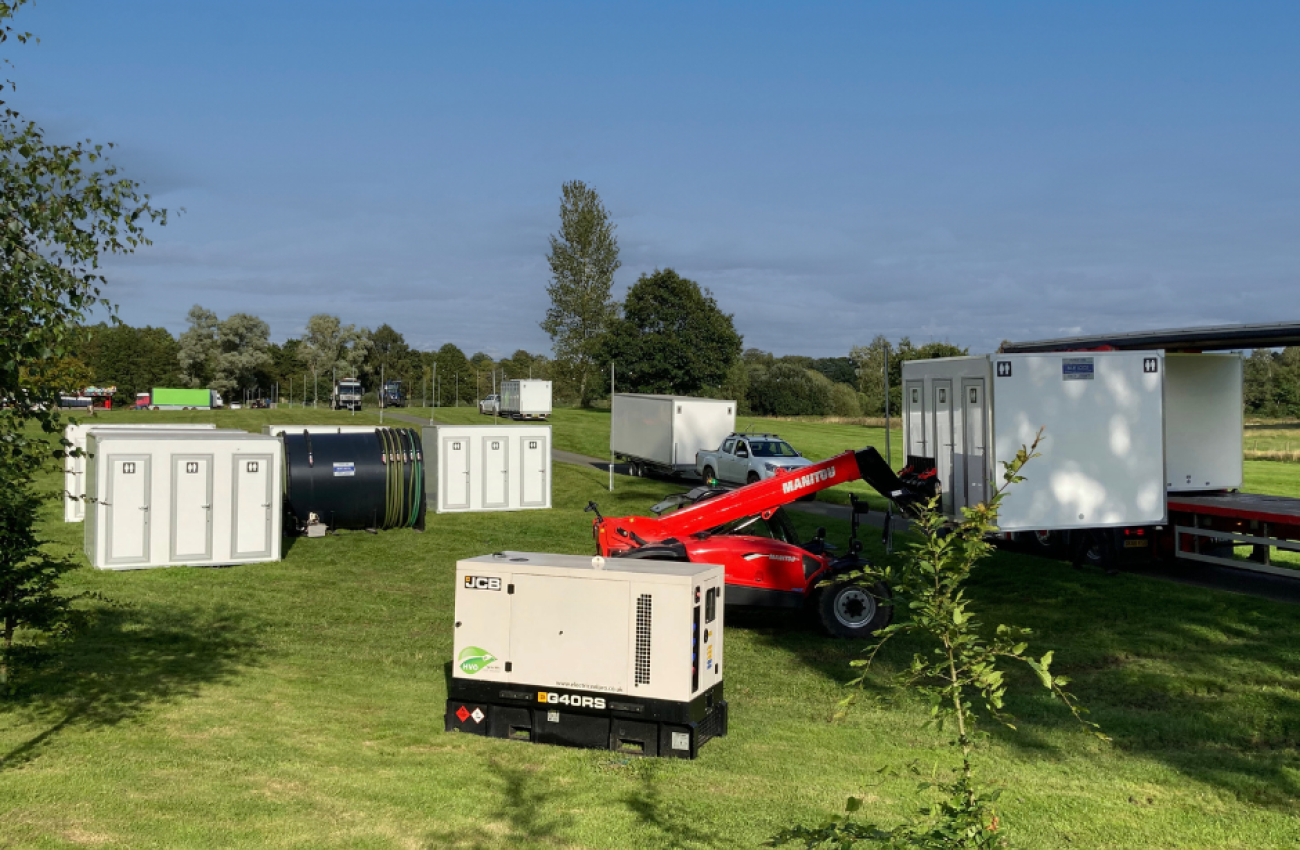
[1072, 530, 1118, 574]
[630, 461, 642, 477]
[818, 580, 892, 639]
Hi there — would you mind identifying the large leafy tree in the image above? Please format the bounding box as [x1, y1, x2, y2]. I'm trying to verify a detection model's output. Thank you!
[432, 342, 475, 406]
[603, 268, 743, 396]
[77, 322, 182, 405]
[540, 180, 620, 406]
[850, 336, 968, 416]
[297, 313, 372, 405]
[1, 0, 167, 685]
[177, 304, 220, 388]
[212, 312, 272, 397]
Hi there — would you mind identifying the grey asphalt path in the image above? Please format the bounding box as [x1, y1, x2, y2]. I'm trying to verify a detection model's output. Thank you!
[377, 411, 1297, 603]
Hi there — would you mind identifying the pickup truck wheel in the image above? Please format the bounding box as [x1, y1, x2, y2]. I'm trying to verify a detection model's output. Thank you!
[702, 465, 716, 484]
[817, 580, 892, 639]
[747, 472, 760, 486]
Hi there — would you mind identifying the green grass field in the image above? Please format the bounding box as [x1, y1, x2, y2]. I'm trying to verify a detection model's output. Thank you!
[1, 410, 1298, 848]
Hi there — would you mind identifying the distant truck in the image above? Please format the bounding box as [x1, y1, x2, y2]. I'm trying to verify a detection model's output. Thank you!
[611, 393, 736, 478]
[500, 379, 552, 420]
[381, 380, 406, 408]
[696, 432, 814, 486]
[144, 388, 224, 410]
[330, 378, 363, 411]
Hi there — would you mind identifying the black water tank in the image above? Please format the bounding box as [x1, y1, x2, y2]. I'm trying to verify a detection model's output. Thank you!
[282, 428, 426, 531]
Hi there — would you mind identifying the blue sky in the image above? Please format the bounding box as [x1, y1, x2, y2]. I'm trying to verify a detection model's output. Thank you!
[12, 1, 1298, 357]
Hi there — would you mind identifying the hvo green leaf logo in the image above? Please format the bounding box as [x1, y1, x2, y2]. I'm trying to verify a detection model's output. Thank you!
[458, 646, 497, 675]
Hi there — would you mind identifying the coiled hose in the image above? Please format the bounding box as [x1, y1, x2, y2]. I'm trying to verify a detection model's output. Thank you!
[378, 427, 424, 530]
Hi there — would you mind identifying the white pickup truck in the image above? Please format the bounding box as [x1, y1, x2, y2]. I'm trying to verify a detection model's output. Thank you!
[695, 432, 814, 486]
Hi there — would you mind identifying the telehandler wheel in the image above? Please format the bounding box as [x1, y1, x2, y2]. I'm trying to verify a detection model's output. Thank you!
[817, 580, 892, 639]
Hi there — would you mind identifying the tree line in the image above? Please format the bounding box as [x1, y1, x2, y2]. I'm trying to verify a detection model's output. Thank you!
[72, 313, 550, 408]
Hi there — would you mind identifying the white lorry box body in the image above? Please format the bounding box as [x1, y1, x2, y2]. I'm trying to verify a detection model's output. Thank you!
[262, 424, 383, 437]
[500, 380, 553, 420]
[611, 394, 736, 475]
[446, 551, 727, 757]
[1164, 353, 1243, 492]
[84, 431, 283, 570]
[902, 351, 1166, 531]
[423, 424, 551, 513]
[63, 423, 218, 522]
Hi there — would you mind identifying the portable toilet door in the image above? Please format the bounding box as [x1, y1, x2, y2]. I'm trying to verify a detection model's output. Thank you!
[960, 378, 989, 509]
[519, 431, 549, 508]
[170, 453, 214, 562]
[481, 435, 510, 509]
[442, 435, 472, 510]
[232, 454, 275, 560]
[105, 454, 152, 567]
[904, 380, 926, 460]
[932, 380, 956, 514]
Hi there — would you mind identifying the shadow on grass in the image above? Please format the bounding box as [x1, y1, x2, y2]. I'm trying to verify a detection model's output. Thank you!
[420, 757, 575, 849]
[0, 603, 264, 771]
[749, 519, 1300, 808]
[620, 760, 724, 849]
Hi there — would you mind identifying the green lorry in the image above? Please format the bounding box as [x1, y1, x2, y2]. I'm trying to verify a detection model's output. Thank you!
[140, 388, 225, 410]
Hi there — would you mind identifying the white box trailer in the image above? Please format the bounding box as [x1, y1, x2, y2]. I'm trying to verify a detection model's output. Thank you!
[500, 380, 552, 420]
[446, 551, 727, 758]
[423, 424, 551, 513]
[63, 423, 218, 522]
[611, 394, 736, 477]
[83, 431, 283, 570]
[901, 351, 1167, 532]
[262, 424, 383, 437]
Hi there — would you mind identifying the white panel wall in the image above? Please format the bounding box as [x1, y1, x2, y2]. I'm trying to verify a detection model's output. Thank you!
[991, 352, 1166, 531]
[671, 399, 736, 470]
[611, 395, 674, 467]
[84, 432, 282, 570]
[63, 423, 218, 522]
[1164, 354, 1243, 492]
[424, 424, 552, 513]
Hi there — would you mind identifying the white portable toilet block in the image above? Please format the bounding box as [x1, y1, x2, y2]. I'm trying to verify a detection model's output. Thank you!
[262, 424, 384, 437]
[901, 351, 1166, 532]
[63, 423, 219, 522]
[423, 424, 552, 513]
[83, 431, 284, 570]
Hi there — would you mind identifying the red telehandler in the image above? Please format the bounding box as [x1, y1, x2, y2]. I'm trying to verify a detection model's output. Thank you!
[587, 447, 937, 639]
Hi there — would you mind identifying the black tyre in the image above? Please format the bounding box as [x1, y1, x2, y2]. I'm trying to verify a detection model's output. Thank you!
[1072, 530, 1117, 573]
[702, 466, 716, 484]
[817, 580, 892, 639]
[747, 472, 760, 485]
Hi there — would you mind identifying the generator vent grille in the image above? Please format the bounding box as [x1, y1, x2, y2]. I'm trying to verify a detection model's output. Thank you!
[635, 593, 652, 685]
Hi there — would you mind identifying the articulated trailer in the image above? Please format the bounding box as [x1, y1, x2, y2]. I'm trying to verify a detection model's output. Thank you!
[903, 321, 1300, 575]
